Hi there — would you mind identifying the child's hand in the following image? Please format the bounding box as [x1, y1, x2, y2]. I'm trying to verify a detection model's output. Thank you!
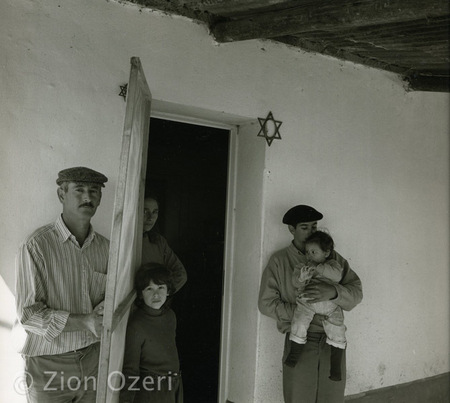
[298, 265, 314, 282]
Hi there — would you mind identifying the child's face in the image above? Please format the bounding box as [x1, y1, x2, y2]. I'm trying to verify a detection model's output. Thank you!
[141, 280, 169, 309]
[305, 242, 330, 264]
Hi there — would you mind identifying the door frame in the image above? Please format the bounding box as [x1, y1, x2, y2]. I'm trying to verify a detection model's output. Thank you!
[150, 104, 244, 403]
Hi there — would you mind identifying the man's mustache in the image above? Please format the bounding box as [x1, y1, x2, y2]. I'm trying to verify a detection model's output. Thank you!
[79, 202, 95, 208]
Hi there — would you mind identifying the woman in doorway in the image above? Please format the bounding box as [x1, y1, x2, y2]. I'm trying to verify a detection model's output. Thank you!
[142, 196, 187, 293]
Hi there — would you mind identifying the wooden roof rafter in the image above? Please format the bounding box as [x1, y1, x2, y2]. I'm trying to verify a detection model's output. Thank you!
[210, 0, 448, 42]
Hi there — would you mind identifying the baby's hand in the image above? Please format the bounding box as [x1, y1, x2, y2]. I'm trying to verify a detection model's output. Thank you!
[298, 265, 314, 282]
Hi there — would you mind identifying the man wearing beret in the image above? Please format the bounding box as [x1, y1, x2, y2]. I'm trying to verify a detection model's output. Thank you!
[15, 167, 109, 402]
[258, 205, 363, 403]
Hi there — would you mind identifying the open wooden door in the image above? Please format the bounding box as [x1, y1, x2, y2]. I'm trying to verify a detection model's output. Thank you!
[96, 57, 152, 403]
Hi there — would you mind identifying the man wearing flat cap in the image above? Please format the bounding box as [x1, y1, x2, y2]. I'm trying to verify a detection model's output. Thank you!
[258, 205, 362, 403]
[15, 167, 109, 402]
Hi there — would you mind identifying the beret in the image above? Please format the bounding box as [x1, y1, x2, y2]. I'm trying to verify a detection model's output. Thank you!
[282, 205, 323, 226]
[56, 167, 108, 187]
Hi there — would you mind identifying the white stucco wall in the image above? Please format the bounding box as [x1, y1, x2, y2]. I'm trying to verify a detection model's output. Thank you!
[1, 0, 449, 402]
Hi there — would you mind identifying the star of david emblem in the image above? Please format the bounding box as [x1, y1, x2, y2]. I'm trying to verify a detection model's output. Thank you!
[257, 111, 282, 146]
[119, 84, 128, 101]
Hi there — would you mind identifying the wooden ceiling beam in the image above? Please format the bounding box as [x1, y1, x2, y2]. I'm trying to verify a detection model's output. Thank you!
[185, 0, 292, 13]
[211, 0, 449, 42]
[302, 18, 450, 42]
[405, 75, 449, 92]
[342, 44, 450, 57]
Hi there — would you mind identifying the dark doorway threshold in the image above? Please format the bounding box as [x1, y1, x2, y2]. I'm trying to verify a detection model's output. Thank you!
[146, 117, 230, 402]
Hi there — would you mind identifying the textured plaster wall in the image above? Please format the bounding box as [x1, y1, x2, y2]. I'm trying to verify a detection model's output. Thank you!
[1, 0, 449, 402]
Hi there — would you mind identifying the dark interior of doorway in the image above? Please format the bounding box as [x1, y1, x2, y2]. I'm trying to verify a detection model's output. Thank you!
[145, 117, 229, 403]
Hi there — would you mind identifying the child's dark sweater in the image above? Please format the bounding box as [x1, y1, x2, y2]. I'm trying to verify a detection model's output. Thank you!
[120, 304, 179, 401]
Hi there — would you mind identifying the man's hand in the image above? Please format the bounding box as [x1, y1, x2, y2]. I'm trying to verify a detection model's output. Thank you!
[64, 301, 105, 337]
[88, 300, 105, 337]
[85, 312, 103, 338]
[300, 279, 338, 303]
[93, 300, 105, 316]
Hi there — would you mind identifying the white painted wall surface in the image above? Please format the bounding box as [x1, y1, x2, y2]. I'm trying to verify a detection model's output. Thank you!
[1, 0, 448, 402]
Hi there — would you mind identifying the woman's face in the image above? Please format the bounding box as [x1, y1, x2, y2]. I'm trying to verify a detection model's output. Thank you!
[143, 198, 159, 232]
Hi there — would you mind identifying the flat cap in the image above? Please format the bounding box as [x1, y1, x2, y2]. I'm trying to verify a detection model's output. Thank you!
[282, 205, 323, 226]
[56, 166, 108, 187]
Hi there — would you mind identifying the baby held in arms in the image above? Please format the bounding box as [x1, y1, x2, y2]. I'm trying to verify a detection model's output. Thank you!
[286, 231, 347, 381]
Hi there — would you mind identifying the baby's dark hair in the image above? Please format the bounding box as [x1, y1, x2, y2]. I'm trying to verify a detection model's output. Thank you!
[305, 230, 334, 253]
[134, 263, 174, 307]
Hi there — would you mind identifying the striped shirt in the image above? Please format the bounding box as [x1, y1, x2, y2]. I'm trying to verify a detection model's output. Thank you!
[15, 215, 109, 356]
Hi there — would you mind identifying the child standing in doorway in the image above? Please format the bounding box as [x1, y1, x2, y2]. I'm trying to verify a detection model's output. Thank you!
[120, 263, 183, 403]
[285, 230, 347, 381]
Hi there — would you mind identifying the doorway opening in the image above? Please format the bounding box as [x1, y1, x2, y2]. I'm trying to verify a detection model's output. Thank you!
[145, 117, 230, 402]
